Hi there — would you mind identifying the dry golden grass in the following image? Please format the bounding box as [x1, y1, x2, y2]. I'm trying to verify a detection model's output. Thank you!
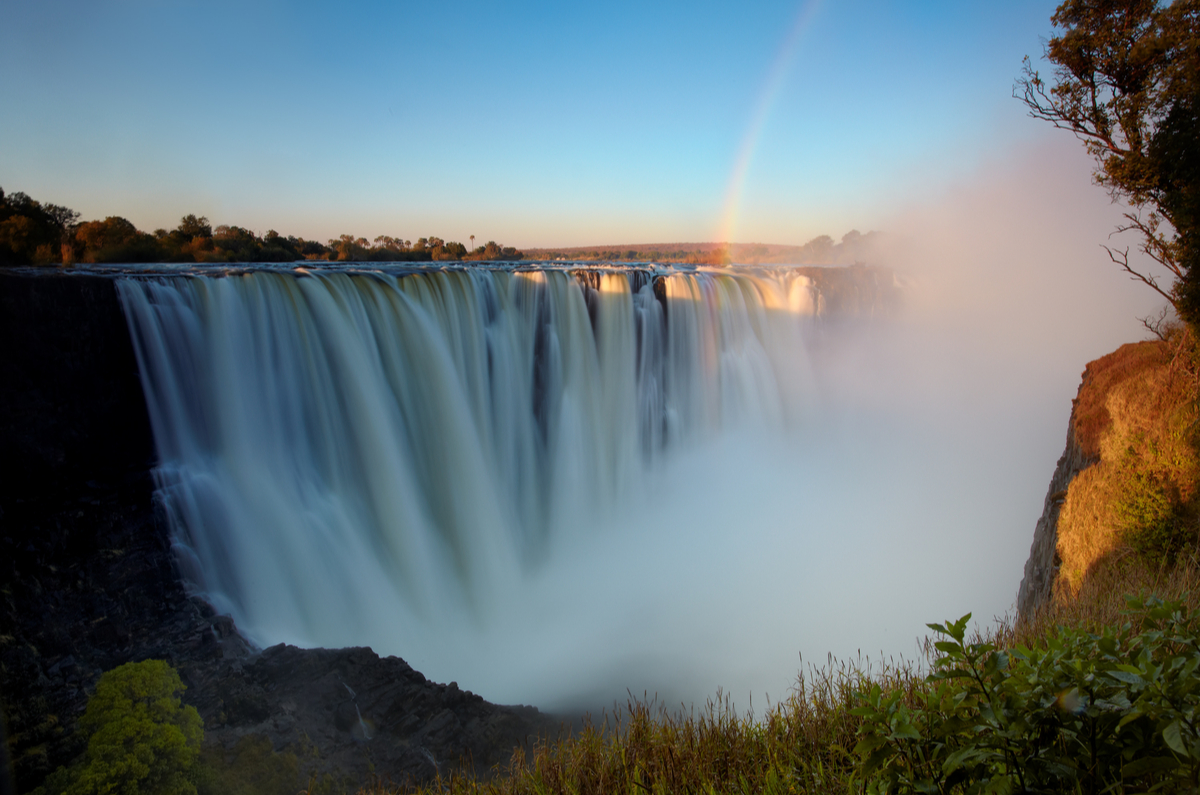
[1055, 335, 1198, 595]
[1069, 340, 1168, 458]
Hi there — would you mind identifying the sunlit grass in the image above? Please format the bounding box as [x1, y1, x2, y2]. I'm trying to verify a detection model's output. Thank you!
[359, 662, 894, 795]
[1056, 334, 1198, 594]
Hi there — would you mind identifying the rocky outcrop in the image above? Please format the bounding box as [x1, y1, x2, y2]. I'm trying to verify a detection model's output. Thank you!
[1016, 419, 1095, 618]
[1016, 340, 1173, 619]
[181, 644, 551, 788]
[0, 270, 556, 794]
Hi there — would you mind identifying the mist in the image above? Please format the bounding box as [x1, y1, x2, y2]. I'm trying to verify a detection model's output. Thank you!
[120, 133, 1166, 716]
[447, 134, 1164, 713]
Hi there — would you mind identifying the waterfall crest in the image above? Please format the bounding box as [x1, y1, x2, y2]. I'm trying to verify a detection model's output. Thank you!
[117, 266, 821, 699]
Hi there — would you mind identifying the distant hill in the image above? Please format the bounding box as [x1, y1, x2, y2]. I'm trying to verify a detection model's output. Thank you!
[523, 231, 883, 266]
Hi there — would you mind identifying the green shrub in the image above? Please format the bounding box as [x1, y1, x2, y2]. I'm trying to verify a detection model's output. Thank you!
[852, 596, 1200, 793]
[195, 734, 301, 795]
[1115, 459, 1195, 568]
[37, 659, 203, 795]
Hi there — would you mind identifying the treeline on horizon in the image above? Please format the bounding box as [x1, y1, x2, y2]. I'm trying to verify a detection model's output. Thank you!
[0, 185, 879, 267]
[525, 230, 883, 266]
[0, 187, 523, 266]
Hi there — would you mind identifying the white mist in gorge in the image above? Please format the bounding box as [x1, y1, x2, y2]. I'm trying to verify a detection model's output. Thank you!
[114, 138, 1164, 713]
[118, 267, 835, 709]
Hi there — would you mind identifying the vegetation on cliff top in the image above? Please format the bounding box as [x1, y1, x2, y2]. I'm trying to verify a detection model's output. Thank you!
[0, 190, 524, 266]
[0, 186, 879, 268]
[521, 233, 882, 267]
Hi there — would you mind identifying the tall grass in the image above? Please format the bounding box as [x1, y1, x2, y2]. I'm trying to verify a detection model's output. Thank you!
[359, 656, 930, 795]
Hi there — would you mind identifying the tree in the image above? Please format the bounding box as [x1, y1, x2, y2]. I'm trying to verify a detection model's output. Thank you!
[1017, 0, 1200, 328]
[38, 660, 203, 795]
[72, 217, 160, 263]
[0, 186, 79, 264]
[801, 234, 834, 264]
[330, 234, 370, 261]
[42, 203, 80, 230]
[177, 214, 212, 239]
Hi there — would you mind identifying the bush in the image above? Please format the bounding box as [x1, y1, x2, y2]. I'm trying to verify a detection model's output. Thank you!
[853, 596, 1200, 793]
[37, 659, 203, 795]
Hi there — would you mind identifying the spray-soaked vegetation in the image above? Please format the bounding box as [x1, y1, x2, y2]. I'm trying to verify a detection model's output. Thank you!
[33, 660, 202, 795]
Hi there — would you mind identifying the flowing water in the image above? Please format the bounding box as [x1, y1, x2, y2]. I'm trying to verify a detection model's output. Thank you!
[118, 265, 849, 708]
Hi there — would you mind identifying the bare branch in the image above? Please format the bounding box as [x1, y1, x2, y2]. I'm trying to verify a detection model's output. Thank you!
[1103, 244, 1178, 309]
[1139, 305, 1173, 341]
[1113, 211, 1185, 282]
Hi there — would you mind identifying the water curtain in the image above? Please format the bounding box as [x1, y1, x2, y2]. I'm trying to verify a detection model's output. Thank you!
[118, 267, 819, 655]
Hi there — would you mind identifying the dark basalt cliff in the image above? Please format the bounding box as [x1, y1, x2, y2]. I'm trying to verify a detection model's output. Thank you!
[0, 270, 556, 794]
[1015, 419, 1094, 618]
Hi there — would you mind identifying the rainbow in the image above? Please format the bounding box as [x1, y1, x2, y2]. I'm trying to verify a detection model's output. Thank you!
[716, 0, 824, 252]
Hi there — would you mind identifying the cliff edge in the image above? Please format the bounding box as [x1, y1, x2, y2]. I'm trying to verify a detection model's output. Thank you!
[1017, 339, 1191, 619]
[0, 271, 557, 794]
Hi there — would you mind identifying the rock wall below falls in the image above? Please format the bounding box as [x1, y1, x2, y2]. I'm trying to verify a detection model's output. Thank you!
[0, 270, 556, 794]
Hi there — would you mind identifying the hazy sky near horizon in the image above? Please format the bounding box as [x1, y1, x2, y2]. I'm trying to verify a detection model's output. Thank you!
[3, 0, 1078, 248]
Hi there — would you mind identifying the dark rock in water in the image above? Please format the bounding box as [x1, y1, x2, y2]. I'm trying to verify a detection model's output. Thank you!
[0, 270, 556, 794]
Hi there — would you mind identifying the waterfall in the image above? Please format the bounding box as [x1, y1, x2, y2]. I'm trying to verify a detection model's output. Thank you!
[117, 266, 822, 705]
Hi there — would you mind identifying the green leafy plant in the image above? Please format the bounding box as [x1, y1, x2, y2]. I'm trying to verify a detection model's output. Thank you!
[852, 596, 1200, 794]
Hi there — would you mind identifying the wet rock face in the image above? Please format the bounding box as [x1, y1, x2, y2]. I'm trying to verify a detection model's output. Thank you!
[0, 271, 154, 503]
[182, 645, 554, 787]
[0, 271, 244, 791]
[0, 271, 555, 793]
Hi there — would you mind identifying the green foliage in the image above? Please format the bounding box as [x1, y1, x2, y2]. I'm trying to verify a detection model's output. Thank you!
[0, 185, 512, 265]
[1113, 457, 1194, 567]
[37, 659, 203, 795]
[0, 187, 76, 265]
[1019, 0, 1200, 325]
[194, 734, 301, 795]
[852, 596, 1200, 794]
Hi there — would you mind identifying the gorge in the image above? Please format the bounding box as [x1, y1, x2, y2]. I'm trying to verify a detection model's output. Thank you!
[2, 257, 1124, 791]
[3, 263, 906, 789]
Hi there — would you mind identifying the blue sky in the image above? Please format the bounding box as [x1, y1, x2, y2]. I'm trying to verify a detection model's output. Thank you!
[2, 0, 1068, 247]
